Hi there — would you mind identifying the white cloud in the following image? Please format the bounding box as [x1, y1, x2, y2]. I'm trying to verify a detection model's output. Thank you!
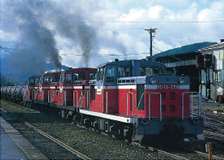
[198, 1, 224, 20]
[0, 30, 18, 42]
[1, 0, 224, 69]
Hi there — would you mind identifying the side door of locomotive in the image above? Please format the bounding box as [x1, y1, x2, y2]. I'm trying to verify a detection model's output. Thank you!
[64, 72, 73, 106]
[104, 64, 118, 113]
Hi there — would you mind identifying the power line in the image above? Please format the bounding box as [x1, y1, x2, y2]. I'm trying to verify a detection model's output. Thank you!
[0, 46, 15, 50]
[1, 19, 224, 23]
[59, 52, 149, 57]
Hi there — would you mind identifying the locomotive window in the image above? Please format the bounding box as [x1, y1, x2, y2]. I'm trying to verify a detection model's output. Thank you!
[152, 66, 163, 74]
[29, 78, 34, 85]
[118, 66, 131, 77]
[96, 67, 105, 81]
[50, 75, 59, 83]
[125, 67, 131, 77]
[35, 78, 40, 84]
[73, 73, 78, 81]
[89, 72, 95, 80]
[118, 67, 125, 77]
[80, 73, 84, 80]
[43, 76, 49, 85]
[100, 68, 105, 80]
[141, 66, 164, 76]
[65, 73, 72, 84]
[73, 72, 83, 81]
[106, 67, 115, 82]
[141, 67, 152, 76]
[59, 72, 65, 83]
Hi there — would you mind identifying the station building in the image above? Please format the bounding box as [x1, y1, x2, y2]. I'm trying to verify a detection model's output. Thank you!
[199, 40, 224, 102]
[153, 42, 216, 91]
[152, 41, 224, 102]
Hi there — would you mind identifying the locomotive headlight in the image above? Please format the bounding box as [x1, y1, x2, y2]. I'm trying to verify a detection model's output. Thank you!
[178, 77, 186, 84]
[150, 77, 158, 85]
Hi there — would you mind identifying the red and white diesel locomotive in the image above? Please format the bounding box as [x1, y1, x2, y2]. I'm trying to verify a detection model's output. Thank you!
[24, 75, 41, 105]
[78, 58, 204, 141]
[1, 57, 205, 141]
[34, 71, 60, 105]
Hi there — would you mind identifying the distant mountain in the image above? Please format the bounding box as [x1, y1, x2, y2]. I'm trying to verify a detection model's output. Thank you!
[45, 63, 70, 71]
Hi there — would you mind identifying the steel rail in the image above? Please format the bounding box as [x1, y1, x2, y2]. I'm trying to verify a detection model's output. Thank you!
[147, 146, 189, 160]
[0, 108, 91, 160]
[179, 145, 224, 160]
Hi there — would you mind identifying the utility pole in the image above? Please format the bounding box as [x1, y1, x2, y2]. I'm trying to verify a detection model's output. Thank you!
[145, 28, 157, 58]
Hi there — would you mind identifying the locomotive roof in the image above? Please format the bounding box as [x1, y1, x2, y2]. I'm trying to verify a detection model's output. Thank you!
[44, 69, 63, 74]
[98, 58, 165, 68]
[64, 67, 97, 72]
[28, 75, 41, 79]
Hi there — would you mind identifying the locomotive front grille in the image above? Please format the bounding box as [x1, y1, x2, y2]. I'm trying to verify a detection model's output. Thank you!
[160, 91, 179, 116]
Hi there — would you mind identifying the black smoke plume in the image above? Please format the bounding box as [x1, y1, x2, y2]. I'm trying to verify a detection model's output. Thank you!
[5, 0, 127, 72]
[6, 1, 61, 75]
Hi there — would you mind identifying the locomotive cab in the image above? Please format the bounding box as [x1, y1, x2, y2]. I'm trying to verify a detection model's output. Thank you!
[57, 68, 97, 109]
[24, 75, 41, 101]
[34, 71, 60, 105]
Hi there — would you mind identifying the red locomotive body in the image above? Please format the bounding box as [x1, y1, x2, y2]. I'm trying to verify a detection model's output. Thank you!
[34, 71, 60, 105]
[56, 68, 97, 110]
[11, 57, 204, 142]
[79, 58, 204, 141]
[25, 75, 41, 101]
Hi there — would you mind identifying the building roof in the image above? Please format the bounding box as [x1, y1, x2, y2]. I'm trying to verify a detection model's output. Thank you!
[153, 42, 217, 58]
[199, 42, 224, 51]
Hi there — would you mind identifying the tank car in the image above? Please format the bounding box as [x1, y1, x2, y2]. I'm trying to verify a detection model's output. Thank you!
[0, 86, 8, 99]
[15, 86, 26, 103]
[78, 58, 205, 141]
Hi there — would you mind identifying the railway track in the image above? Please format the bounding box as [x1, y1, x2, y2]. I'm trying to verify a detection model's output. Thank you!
[204, 130, 224, 143]
[0, 100, 171, 159]
[0, 109, 89, 160]
[145, 140, 224, 160]
[1, 99, 224, 159]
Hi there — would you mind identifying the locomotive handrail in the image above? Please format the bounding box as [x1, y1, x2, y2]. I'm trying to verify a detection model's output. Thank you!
[73, 90, 78, 106]
[182, 92, 205, 121]
[23, 88, 29, 100]
[34, 88, 40, 100]
[126, 92, 133, 117]
[32, 89, 35, 100]
[134, 92, 162, 121]
[106, 92, 108, 114]
[77, 91, 90, 109]
[78, 91, 86, 107]
[63, 90, 66, 106]
[50, 90, 58, 103]
[48, 90, 50, 102]
[42, 90, 44, 101]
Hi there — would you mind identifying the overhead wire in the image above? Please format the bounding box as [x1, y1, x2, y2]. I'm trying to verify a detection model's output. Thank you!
[1, 19, 224, 24]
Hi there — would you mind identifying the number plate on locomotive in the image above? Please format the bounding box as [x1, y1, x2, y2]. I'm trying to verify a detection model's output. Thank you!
[157, 85, 179, 89]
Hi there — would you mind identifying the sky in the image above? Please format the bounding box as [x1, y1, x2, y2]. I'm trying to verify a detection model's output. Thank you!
[1, 0, 224, 75]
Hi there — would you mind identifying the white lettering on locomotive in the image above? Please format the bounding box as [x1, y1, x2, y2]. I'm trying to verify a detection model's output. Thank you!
[97, 86, 102, 95]
[157, 85, 179, 89]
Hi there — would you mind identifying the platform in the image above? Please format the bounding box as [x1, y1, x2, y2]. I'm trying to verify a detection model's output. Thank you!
[0, 116, 49, 160]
